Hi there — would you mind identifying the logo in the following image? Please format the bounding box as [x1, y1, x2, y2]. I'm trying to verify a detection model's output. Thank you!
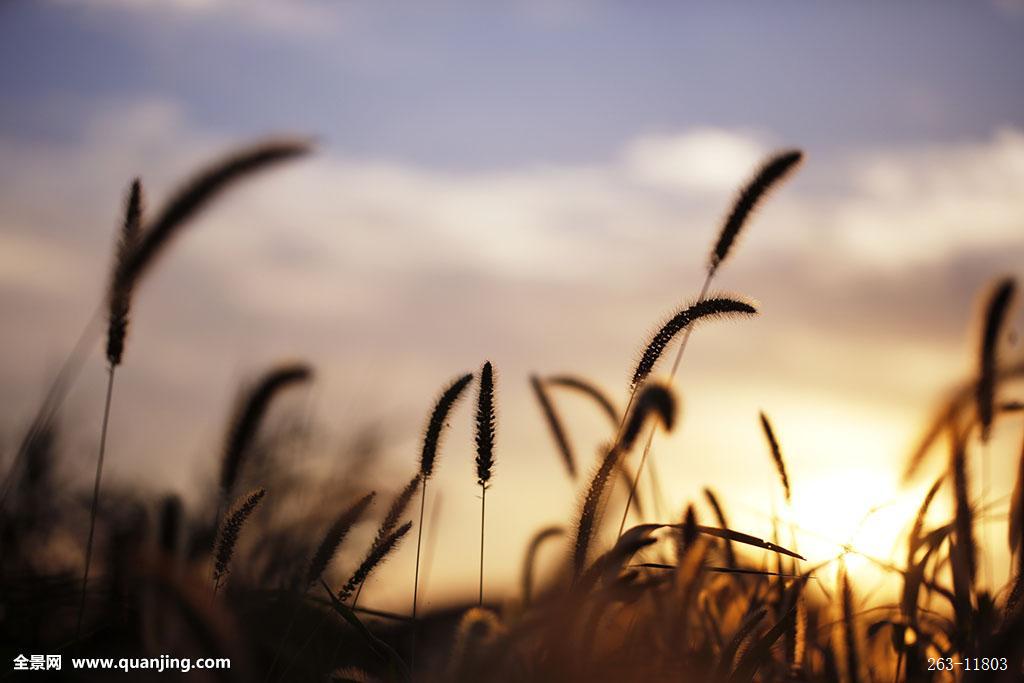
[12, 654, 61, 671]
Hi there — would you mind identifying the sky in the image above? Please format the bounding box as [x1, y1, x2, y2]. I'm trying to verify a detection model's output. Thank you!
[2, 1, 1024, 610]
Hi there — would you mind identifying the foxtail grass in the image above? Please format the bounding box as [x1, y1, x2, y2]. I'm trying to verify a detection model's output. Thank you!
[1011, 432, 1024, 565]
[295, 507, 415, 681]
[546, 375, 619, 425]
[709, 149, 803, 276]
[306, 492, 376, 589]
[521, 526, 563, 607]
[537, 376, 651, 517]
[77, 179, 143, 640]
[419, 373, 474, 481]
[120, 138, 311, 286]
[103, 139, 311, 595]
[792, 590, 807, 677]
[571, 444, 632, 582]
[630, 296, 757, 391]
[7, 140, 310, 529]
[759, 412, 791, 504]
[715, 607, 767, 680]
[265, 491, 376, 683]
[213, 488, 266, 595]
[620, 150, 802, 542]
[731, 592, 800, 682]
[901, 475, 944, 672]
[679, 504, 699, 555]
[977, 277, 1016, 442]
[542, 375, 644, 517]
[475, 361, 496, 605]
[352, 475, 419, 605]
[408, 372, 473, 673]
[340, 521, 413, 603]
[950, 429, 977, 588]
[448, 607, 505, 679]
[977, 278, 1015, 590]
[903, 357, 1024, 482]
[414, 371, 473, 620]
[620, 383, 675, 449]
[530, 375, 576, 479]
[703, 488, 737, 569]
[616, 296, 756, 536]
[838, 563, 863, 683]
[105, 179, 143, 368]
[276, 484, 407, 681]
[217, 363, 311, 527]
[573, 383, 675, 580]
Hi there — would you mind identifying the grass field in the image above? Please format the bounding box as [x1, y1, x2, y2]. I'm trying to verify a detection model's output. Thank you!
[1, 139, 1022, 682]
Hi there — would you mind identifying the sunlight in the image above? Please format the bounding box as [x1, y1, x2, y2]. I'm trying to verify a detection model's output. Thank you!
[787, 471, 931, 572]
[4, 3, 1023, 678]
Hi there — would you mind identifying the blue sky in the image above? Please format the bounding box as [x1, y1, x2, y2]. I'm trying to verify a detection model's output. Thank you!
[3, 2, 1023, 167]
[3, 1, 1024, 606]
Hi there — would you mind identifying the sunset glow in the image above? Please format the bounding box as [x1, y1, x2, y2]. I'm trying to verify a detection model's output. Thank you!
[3, 3, 1024, 680]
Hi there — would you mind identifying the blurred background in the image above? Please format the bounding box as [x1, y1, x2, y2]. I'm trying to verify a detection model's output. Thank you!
[2, 1, 1024, 612]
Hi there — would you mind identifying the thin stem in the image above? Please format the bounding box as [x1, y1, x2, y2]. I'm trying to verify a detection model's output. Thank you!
[668, 270, 715, 379]
[479, 484, 486, 606]
[76, 364, 116, 640]
[410, 477, 427, 672]
[617, 270, 714, 537]
[352, 576, 365, 607]
[646, 450, 667, 521]
[590, 393, 638, 539]
[616, 438, 653, 538]
[419, 492, 443, 612]
[412, 477, 427, 619]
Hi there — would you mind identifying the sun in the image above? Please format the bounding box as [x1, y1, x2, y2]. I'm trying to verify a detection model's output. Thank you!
[784, 469, 944, 586]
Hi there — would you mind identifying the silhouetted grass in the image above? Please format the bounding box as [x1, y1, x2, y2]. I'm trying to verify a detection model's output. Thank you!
[3, 139, 1024, 683]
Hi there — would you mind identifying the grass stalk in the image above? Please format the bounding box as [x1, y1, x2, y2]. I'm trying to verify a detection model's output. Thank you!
[410, 476, 428, 672]
[616, 270, 712, 537]
[412, 477, 428, 619]
[479, 484, 486, 606]
[474, 361, 495, 605]
[75, 364, 116, 640]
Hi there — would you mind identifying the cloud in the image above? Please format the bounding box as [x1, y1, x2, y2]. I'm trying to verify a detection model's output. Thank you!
[4, 102, 1024, 383]
[5, 101, 1023, 347]
[830, 128, 1024, 267]
[622, 127, 770, 194]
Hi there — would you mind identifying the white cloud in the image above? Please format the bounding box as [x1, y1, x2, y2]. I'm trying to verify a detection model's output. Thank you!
[622, 127, 769, 194]
[830, 127, 1024, 267]
[6, 101, 1024, 325]
[5, 102, 1024, 341]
